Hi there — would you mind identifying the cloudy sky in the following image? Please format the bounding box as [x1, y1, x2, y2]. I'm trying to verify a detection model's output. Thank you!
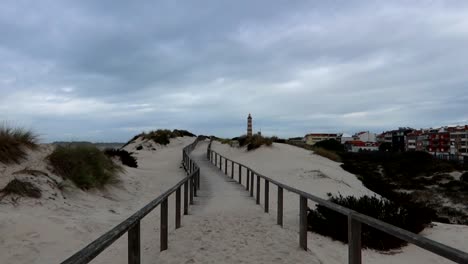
[1, 1, 468, 142]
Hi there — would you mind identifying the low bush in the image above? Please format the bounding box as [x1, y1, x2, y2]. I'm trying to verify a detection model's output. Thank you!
[104, 149, 138, 168]
[48, 145, 123, 189]
[313, 148, 342, 162]
[0, 125, 38, 164]
[314, 139, 345, 152]
[172, 129, 196, 137]
[238, 134, 273, 151]
[1, 179, 41, 198]
[308, 194, 434, 251]
[140, 129, 196, 145]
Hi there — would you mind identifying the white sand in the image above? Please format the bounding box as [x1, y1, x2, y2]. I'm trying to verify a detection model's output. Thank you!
[211, 141, 468, 264]
[0, 137, 194, 264]
[0, 138, 466, 264]
[154, 141, 321, 263]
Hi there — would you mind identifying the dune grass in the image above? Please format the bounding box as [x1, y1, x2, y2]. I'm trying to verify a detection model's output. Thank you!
[48, 145, 123, 189]
[1, 179, 42, 198]
[312, 147, 342, 162]
[0, 125, 39, 164]
[104, 148, 138, 168]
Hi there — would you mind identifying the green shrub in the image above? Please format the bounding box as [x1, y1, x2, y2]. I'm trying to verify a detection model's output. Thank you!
[1, 179, 41, 198]
[172, 129, 196, 137]
[313, 148, 342, 162]
[104, 149, 138, 168]
[308, 194, 434, 250]
[48, 145, 123, 189]
[140, 129, 196, 145]
[314, 139, 345, 152]
[0, 125, 38, 164]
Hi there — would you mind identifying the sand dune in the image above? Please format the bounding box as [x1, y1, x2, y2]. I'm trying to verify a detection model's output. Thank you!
[211, 141, 468, 264]
[0, 136, 194, 264]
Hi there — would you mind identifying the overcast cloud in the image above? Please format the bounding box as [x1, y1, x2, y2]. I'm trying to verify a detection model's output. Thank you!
[1, 0, 468, 142]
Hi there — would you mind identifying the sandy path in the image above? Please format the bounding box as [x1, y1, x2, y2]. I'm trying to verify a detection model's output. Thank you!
[154, 141, 320, 264]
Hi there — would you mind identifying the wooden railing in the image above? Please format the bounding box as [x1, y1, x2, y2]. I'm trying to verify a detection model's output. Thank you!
[61, 137, 202, 264]
[208, 148, 468, 264]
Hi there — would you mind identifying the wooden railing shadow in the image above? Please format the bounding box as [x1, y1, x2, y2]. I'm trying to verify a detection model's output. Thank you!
[61, 137, 202, 264]
[208, 146, 468, 264]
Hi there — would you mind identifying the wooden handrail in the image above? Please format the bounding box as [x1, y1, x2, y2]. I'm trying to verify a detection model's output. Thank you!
[209, 148, 468, 264]
[61, 137, 203, 264]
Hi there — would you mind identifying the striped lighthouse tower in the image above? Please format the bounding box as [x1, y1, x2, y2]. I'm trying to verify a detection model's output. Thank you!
[247, 114, 253, 136]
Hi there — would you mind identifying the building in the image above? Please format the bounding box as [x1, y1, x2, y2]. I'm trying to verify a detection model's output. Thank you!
[448, 125, 468, 160]
[247, 114, 253, 136]
[340, 133, 354, 144]
[354, 131, 377, 143]
[345, 140, 379, 152]
[304, 133, 342, 145]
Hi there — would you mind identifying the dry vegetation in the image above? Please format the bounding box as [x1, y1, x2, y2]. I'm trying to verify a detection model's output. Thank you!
[48, 145, 123, 189]
[0, 125, 38, 164]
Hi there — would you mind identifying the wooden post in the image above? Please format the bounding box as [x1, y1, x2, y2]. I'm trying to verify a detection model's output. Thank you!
[189, 159, 192, 174]
[184, 181, 188, 215]
[264, 180, 269, 213]
[197, 169, 201, 190]
[256, 175, 260, 205]
[160, 198, 168, 251]
[231, 161, 234, 179]
[246, 169, 250, 190]
[239, 165, 242, 185]
[189, 176, 194, 205]
[250, 172, 254, 197]
[215, 153, 217, 167]
[299, 196, 307, 250]
[128, 221, 140, 264]
[225, 159, 228, 174]
[220, 156, 222, 171]
[176, 187, 181, 229]
[348, 215, 362, 264]
[238, 164, 242, 184]
[193, 176, 197, 197]
[277, 186, 283, 226]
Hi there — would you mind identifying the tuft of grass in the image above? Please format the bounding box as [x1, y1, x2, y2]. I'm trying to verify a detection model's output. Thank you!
[48, 145, 123, 189]
[313, 148, 342, 162]
[104, 148, 138, 168]
[238, 134, 273, 151]
[1, 179, 42, 198]
[0, 125, 38, 164]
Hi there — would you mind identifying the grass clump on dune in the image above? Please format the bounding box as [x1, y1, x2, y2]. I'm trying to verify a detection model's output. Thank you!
[237, 134, 273, 151]
[48, 145, 123, 189]
[1, 179, 42, 199]
[313, 148, 342, 162]
[0, 125, 38, 164]
[104, 148, 138, 168]
[123, 129, 196, 147]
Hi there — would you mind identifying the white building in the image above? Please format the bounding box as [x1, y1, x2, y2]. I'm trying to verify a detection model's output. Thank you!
[354, 131, 377, 143]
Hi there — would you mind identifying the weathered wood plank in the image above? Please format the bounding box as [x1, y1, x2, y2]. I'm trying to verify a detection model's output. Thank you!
[264, 180, 269, 213]
[256, 175, 260, 205]
[277, 186, 283, 227]
[348, 215, 362, 264]
[160, 198, 168, 251]
[175, 187, 181, 229]
[250, 171, 254, 197]
[184, 181, 188, 215]
[299, 195, 307, 250]
[128, 221, 140, 264]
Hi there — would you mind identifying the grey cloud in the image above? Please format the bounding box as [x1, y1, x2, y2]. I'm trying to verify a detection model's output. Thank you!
[1, 1, 468, 141]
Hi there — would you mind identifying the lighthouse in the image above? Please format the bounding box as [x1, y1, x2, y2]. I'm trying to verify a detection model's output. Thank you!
[247, 114, 253, 136]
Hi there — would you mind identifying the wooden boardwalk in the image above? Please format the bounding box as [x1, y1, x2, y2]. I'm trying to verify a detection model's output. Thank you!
[153, 141, 320, 263]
